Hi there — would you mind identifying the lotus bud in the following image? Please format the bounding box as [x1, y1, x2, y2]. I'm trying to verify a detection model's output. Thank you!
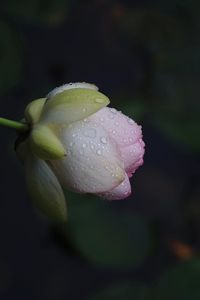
[15, 82, 145, 222]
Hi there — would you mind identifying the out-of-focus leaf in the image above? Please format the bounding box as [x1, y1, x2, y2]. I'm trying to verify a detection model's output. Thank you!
[59, 192, 150, 269]
[0, 21, 22, 94]
[155, 259, 200, 300]
[2, 0, 71, 27]
[152, 48, 200, 151]
[153, 115, 200, 152]
[119, 9, 189, 47]
[90, 282, 151, 300]
[114, 94, 147, 121]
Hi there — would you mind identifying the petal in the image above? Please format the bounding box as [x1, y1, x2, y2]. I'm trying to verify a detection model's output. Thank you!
[40, 88, 110, 125]
[25, 155, 67, 222]
[90, 107, 142, 148]
[120, 139, 145, 174]
[24, 98, 46, 125]
[98, 173, 131, 200]
[46, 82, 98, 99]
[29, 125, 66, 160]
[50, 119, 125, 194]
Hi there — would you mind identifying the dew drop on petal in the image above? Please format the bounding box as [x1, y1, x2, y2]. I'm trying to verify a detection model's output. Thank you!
[79, 149, 84, 155]
[110, 108, 117, 114]
[100, 137, 107, 144]
[83, 128, 96, 138]
[96, 149, 102, 155]
[82, 143, 87, 148]
[90, 143, 95, 149]
[127, 118, 135, 125]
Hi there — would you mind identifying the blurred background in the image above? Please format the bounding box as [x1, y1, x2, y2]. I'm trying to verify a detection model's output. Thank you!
[0, 0, 200, 299]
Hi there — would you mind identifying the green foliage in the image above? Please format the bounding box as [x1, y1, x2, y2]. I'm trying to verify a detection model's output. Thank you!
[118, 3, 200, 152]
[90, 282, 151, 300]
[155, 259, 200, 300]
[59, 192, 151, 269]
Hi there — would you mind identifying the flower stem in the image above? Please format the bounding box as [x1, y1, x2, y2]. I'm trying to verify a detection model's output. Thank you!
[0, 117, 29, 132]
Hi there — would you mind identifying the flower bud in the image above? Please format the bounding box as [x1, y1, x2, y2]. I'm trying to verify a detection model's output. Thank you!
[16, 82, 145, 222]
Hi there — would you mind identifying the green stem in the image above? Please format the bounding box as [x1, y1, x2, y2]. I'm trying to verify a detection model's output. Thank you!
[0, 117, 29, 132]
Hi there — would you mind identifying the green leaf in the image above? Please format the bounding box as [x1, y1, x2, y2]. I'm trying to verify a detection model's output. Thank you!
[60, 193, 150, 269]
[90, 282, 151, 300]
[155, 259, 200, 300]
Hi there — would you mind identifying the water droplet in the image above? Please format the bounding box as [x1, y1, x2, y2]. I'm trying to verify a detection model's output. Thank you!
[69, 142, 74, 147]
[79, 149, 84, 155]
[112, 130, 116, 135]
[90, 144, 95, 149]
[100, 117, 104, 122]
[82, 143, 87, 148]
[96, 149, 102, 155]
[95, 98, 104, 103]
[100, 137, 107, 144]
[129, 137, 133, 142]
[82, 108, 87, 113]
[110, 108, 117, 114]
[127, 118, 135, 125]
[83, 118, 88, 122]
[83, 128, 96, 138]
[109, 114, 114, 119]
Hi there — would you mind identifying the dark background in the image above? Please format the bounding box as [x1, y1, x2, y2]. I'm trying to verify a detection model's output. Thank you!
[0, 0, 200, 299]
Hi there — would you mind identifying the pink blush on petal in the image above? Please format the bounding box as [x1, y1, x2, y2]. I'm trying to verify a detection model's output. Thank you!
[90, 107, 142, 148]
[120, 139, 145, 173]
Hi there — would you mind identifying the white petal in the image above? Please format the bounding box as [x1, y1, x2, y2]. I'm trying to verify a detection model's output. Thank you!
[50, 119, 125, 194]
[98, 173, 131, 200]
[25, 155, 67, 221]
